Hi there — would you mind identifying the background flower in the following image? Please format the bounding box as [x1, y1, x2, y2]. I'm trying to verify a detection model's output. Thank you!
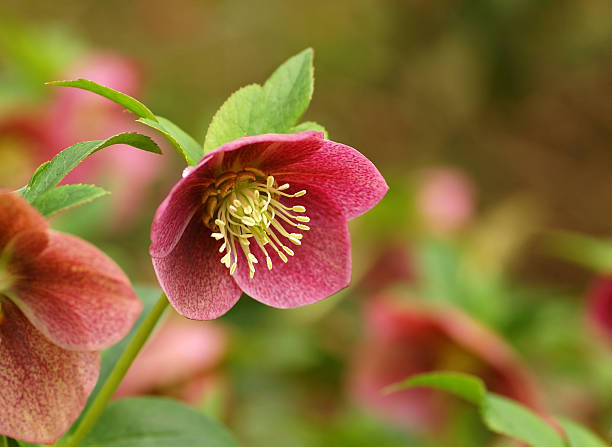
[349, 296, 541, 432]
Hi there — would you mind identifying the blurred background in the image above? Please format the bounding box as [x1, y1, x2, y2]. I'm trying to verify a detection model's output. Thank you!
[1, 1, 611, 445]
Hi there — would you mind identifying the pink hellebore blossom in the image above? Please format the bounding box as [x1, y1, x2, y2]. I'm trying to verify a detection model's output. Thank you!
[350, 297, 542, 432]
[0, 191, 142, 444]
[417, 167, 475, 233]
[150, 131, 388, 319]
[586, 276, 612, 340]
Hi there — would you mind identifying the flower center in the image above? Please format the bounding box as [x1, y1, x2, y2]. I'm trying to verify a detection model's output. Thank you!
[201, 167, 310, 278]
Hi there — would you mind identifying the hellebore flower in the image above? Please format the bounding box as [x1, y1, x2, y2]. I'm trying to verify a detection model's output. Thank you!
[585, 276, 612, 340]
[416, 167, 475, 234]
[150, 131, 388, 319]
[115, 313, 227, 405]
[0, 190, 142, 444]
[349, 296, 541, 432]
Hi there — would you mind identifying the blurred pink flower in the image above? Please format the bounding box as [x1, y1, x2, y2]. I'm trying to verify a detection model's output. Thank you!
[115, 313, 227, 404]
[0, 52, 162, 221]
[357, 244, 414, 295]
[417, 168, 475, 233]
[150, 131, 388, 320]
[0, 190, 142, 443]
[349, 296, 541, 432]
[585, 276, 612, 340]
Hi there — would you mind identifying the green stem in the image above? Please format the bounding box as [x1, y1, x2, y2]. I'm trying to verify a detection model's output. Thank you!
[1, 436, 7, 447]
[63, 293, 169, 447]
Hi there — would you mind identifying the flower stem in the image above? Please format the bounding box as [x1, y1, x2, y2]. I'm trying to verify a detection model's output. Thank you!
[63, 293, 169, 447]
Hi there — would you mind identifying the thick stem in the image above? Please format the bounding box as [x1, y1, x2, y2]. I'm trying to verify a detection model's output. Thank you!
[63, 293, 169, 447]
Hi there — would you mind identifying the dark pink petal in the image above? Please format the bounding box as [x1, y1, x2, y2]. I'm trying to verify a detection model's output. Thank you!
[586, 276, 612, 338]
[202, 131, 324, 173]
[0, 298, 99, 444]
[149, 173, 209, 258]
[152, 217, 243, 320]
[233, 184, 351, 308]
[10, 231, 142, 351]
[0, 190, 48, 251]
[274, 140, 389, 219]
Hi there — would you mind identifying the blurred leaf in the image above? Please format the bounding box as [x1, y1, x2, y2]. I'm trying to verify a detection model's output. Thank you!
[387, 372, 567, 447]
[47, 79, 156, 120]
[545, 230, 612, 273]
[20, 133, 161, 206]
[290, 121, 328, 138]
[32, 184, 109, 217]
[65, 286, 162, 437]
[81, 397, 241, 447]
[557, 417, 610, 447]
[385, 371, 486, 405]
[138, 115, 202, 166]
[481, 394, 565, 447]
[203, 48, 314, 153]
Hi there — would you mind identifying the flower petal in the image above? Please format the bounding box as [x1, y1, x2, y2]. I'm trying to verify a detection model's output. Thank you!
[10, 231, 142, 351]
[274, 140, 389, 219]
[152, 216, 243, 320]
[149, 172, 210, 258]
[233, 184, 351, 308]
[201, 131, 324, 173]
[0, 190, 48, 251]
[0, 298, 99, 444]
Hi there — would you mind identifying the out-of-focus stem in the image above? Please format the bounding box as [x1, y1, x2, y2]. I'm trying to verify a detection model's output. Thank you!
[62, 293, 169, 447]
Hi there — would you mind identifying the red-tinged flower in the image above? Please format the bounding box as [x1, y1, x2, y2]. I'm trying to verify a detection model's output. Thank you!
[417, 167, 475, 233]
[349, 297, 542, 432]
[115, 313, 227, 405]
[585, 276, 612, 340]
[0, 190, 142, 444]
[150, 131, 388, 319]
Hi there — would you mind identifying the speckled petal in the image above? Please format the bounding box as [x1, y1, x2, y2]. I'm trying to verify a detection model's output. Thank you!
[0, 298, 99, 444]
[9, 231, 142, 351]
[274, 140, 389, 219]
[0, 190, 48, 251]
[152, 216, 243, 320]
[149, 173, 211, 258]
[233, 184, 351, 308]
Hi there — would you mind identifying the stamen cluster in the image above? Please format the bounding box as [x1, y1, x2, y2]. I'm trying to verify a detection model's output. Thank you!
[201, 167, 310, 278]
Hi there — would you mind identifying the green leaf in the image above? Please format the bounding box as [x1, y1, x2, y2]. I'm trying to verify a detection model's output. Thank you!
[290, 121, 328, 139]
[203, 48, 314, 153]
[203, 84, 263, 153]
[558, 417, 610, 447]
[32, 184, 109, 217]
[255, 48, 314, 134]
[81, 397, 241, 447]
[138, 115, 203, 166]
[481, 394, 566, 447]
[387, 372, 567, 447]
[21, 133, 161, 205]
[385, 371, 485, 405]
[47, 79, 156, 120]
